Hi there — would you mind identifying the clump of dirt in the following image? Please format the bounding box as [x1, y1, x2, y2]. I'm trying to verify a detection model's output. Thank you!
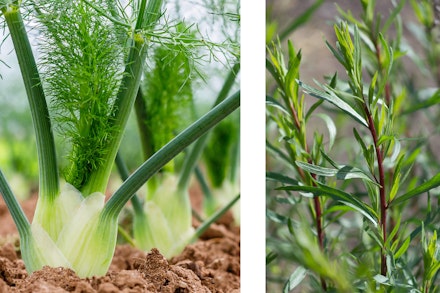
[0, 194, 240, 292]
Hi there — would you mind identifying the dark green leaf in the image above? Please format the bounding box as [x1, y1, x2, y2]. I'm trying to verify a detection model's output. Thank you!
[325, 40, 347, 68]
[266, 140, 292, 167]
[266, 172, 299, 186]
[278, 184, 378, 225]
[266, 95, 290, 115]
[305, 100, 324, 121]
[278, 0, 325, 41]
[402, 90, 440, 114]
[266, 251, 278, 265]
[390, 173, 440, 207]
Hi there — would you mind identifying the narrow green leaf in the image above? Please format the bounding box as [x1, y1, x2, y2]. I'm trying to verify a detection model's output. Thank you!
[266, 209, 290, 224]
[305, 99, 324, 120]
[394, 237, 410, 259]
[315, 113, 336, 149]
[266, 251, 278, 265]
[402, 90, 440, 114]
[368, 71, 378, 105]
[353, 25, 362, 86]
[353, 128, 368, 155]
[325, 40, 347, 68]
[382, 0, 406, 33]
[296, 161, 336, 176]
[266, 172, 299, 186]
[377, 33, 394, 98]
[386, 216, 401, 248]
[296, 161, 378, 185]
[284, 43, 301, 102]
[389, 172, 401, 202]
[266, 95, 290, 116]
[298, 80, 368, 127]
[266, 57, 282, 86]
[390, 173, 440, 207]
[278, 0, 325, 41]
[320, 149, 339, 169]
[283, 266, 307, 293]
[374, 274, 390, 285]
[278, 184, 378, 225]
[266, 140, 292, 167]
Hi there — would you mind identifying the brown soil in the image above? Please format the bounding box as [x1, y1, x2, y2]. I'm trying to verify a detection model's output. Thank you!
[0, 193, 240, 292]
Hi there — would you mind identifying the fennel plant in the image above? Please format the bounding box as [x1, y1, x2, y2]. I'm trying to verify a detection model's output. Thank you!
[130, 58, 240, 257]
[0, 0, 240, 278]
[115, 3, 241, 258]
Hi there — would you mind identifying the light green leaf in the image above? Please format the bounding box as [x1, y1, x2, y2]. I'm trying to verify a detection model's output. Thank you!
[377, 33, 394, 98]
[374, 274, 390, 285]
[314, 113, 336, 149]
[394, 237, 410, 259]
[298, 80, 368, 127]
[295, 161, 378, 185]
[389, 172, 401, 202]
[390, 173, 440, 207]
[382, 0, 406, 33]
[386, 216, 402, 249]
[284, 41, 301, 101]
[283, 266, 307, 293]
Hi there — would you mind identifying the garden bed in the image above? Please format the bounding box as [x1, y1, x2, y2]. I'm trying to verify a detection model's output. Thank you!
[0, 194, 240, 292]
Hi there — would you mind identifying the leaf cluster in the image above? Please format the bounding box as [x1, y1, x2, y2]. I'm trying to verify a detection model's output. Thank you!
[36, 0, 125, 189]
[140, 22, 198, 157]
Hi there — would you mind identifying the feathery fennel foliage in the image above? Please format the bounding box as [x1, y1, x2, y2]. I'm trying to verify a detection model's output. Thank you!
[140, 22, 197, 160]
[37, 0, 124, 190]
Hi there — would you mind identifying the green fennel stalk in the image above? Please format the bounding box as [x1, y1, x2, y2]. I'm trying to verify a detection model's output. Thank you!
[131, 59, 239, 256]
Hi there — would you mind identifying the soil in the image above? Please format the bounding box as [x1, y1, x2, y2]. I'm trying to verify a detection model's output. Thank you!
[0, 191, 240, 292]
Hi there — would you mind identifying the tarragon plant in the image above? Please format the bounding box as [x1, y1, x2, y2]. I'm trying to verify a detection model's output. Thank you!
[267, 0, 440, 292]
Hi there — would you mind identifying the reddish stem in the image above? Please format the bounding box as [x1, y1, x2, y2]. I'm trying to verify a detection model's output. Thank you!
[365, 105, 387, 275]
[291, 98, 327, 290]
[289, 100, 302, 131]
[309, 169, 326, 290]
[313, 194, 327, 291]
